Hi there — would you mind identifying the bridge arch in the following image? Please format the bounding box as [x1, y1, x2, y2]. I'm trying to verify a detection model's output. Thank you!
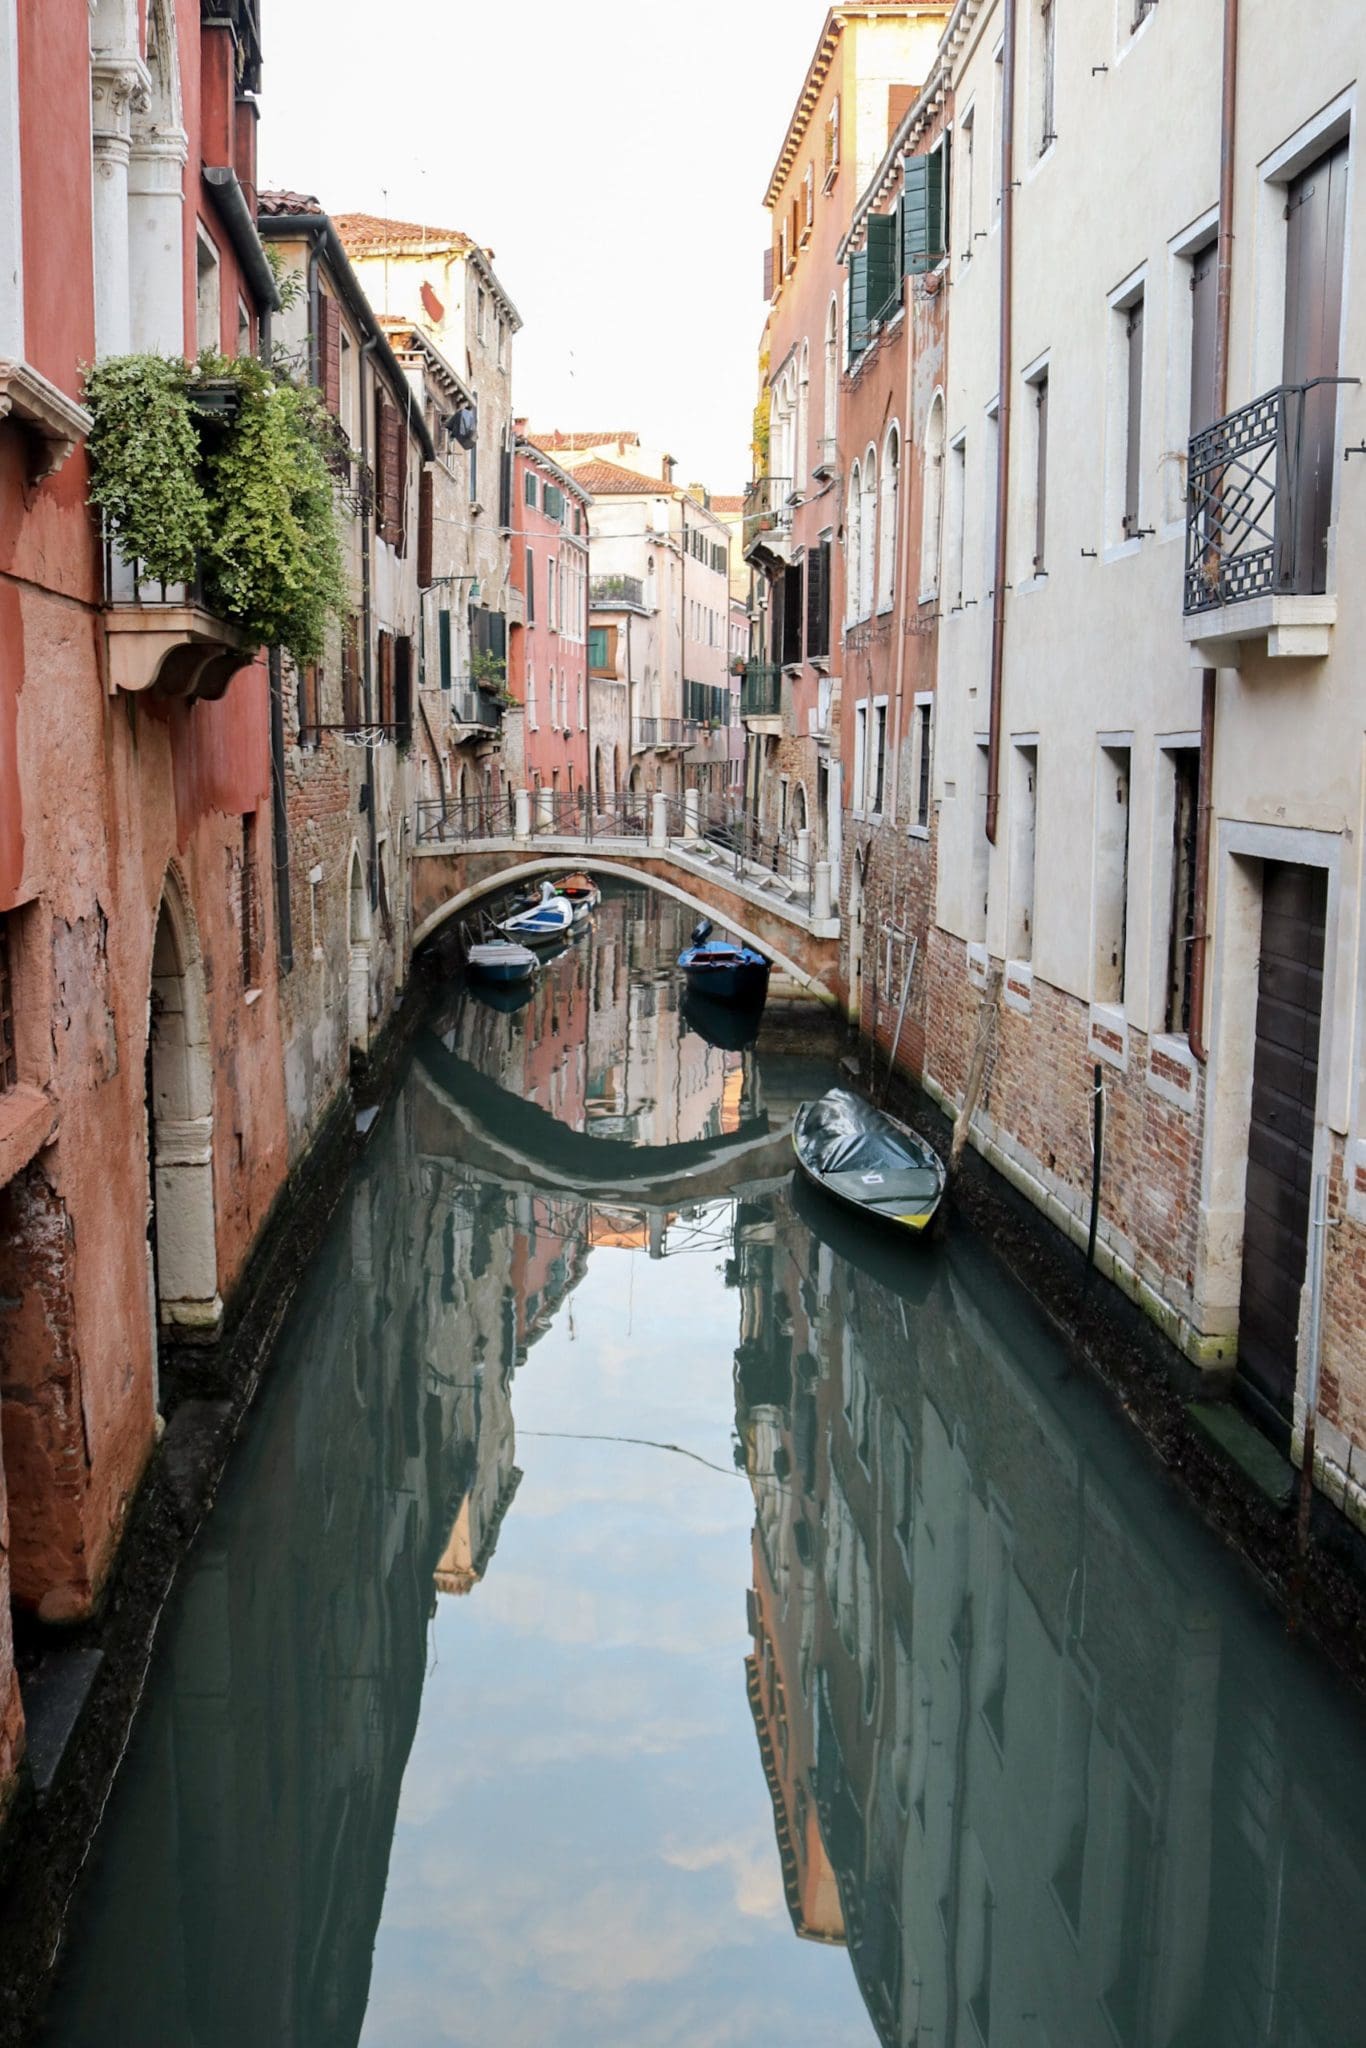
[411, 856, 834, 999]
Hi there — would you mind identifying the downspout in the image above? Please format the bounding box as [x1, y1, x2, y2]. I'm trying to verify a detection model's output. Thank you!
[259, 285, 294, 976]
[984, 0, 1017, 844]
[359, 332, 379, 905]
[1190, 0, 1239, 1064]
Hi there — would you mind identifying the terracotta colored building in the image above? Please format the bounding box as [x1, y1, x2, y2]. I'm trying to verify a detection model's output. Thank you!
[0, 0, 288, 1810]
[509, 437, 592, 812]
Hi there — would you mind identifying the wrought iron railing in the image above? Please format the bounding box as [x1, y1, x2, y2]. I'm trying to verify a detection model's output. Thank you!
[415, 795, 517, 845]
[633, 716, 695, 749]
[103, 531, 208, 608]
[741, 662, 782, 717]
[742, 476, 792, 553]
[1184, 379, 1355, 615]
[590, 573, 646, 609]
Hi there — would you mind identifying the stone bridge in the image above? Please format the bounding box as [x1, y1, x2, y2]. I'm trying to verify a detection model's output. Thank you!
[411, 794, 842, 1006]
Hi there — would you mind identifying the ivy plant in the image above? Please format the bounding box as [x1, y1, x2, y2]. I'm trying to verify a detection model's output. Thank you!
[84, 349, 347, 665]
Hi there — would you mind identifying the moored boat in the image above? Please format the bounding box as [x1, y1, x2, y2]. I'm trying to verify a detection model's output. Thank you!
[495, 880, 575, 946]
[792, 1087, 945, 1236]
[677, 919, 770, 1008]
[555, 871, 601, 910]
[466, 937, 539, 987]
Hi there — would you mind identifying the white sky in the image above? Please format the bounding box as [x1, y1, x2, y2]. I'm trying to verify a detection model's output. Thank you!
[260, 0, 834, 493]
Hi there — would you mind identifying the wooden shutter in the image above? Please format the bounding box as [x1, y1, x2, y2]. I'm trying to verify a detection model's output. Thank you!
[902, 154, 933, 275]
[499, 448, 513, 529]
[1034, 375, 1049, 571]
[342, 614, 362, 726]
[372, 392, 389, 533]
[849, 248, 871, 355]
[525, 547, 535, 622]
[377, 629, 394, 727]
[376, 396, 404, 546]
[1189, 242, 1218, 435]
[782, 559, 804, 664]
[417, 466, 434, 587]
[321, 293, 342, 415]
[489, 612, 507, 662]
[394, 635, 412, 746]
[438, 607, 452, 689]
[763, 245, 774, 300]
[866, 212, 899, 322]
[1123, 298, 1144, 535]
[806, 540, 830, 658]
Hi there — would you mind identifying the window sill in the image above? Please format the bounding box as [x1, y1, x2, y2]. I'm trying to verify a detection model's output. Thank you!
[1147, 1032, 1198, 1111]
[1104, 535, 1144, 565]
[0, 1084, 56, 1187]
[1004, 959, 1033, 1014]
[908, 822, 930, 842]
[1089, 1002, 1129, 1070]
[1016, 571, 1049, 596]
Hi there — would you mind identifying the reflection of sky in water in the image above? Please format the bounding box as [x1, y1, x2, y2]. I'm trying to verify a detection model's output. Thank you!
[361, 1223, 873, 2048]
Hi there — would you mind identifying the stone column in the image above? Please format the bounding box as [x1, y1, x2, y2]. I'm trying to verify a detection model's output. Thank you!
[90, 55, 149, 359]
[537, 788, 554, 833]
[813, 860, 834, 922]
[796, 826, 812, 875]
[514, 788, 532, 841]
[128, 126, 189, 354]
[684, 787, 700, 841]
[650, 791, 668, 850]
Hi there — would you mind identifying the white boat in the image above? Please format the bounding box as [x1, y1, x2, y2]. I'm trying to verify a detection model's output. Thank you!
[495, 880, 575, 946]
[466, 938, 539, 986]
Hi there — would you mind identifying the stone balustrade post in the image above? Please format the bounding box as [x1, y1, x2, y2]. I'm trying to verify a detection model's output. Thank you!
[514, 788, 532, 841]
[650, 792, 668, 850]
[813, 859, 833, 922]
[684, 788, 700, 841]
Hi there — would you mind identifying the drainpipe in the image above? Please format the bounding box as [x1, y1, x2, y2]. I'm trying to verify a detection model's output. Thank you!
[1190, 0, 1239, 1063]
[359, 332, 379, 904]
[984, 0, 1017, 844]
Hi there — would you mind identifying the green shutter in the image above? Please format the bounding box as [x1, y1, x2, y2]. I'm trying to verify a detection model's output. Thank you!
[866, 212, 899, 324]
[524, 470, 538, 507]
[849, 248, 872, 355]
[589, 626, 608, 669]
[438, 608, 452, 689]
[902, 148, 946, 276]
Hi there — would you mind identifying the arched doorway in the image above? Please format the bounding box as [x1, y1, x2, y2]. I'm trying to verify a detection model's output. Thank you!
[793, 781, 809, 834]
[147, 873, 219, 1335]
[348, 845, 371, 1053]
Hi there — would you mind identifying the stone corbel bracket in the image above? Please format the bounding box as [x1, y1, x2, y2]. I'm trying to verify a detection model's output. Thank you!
[102, 606, 259, 701]
[0, 359, 92, 483]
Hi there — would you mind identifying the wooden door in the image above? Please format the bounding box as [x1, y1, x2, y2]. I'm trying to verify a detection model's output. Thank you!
[1281, 138, 1349, 592]
[1237, 862, 1327, 1433]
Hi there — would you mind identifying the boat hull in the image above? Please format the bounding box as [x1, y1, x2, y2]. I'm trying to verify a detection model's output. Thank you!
[792, 1093, 945, 1236]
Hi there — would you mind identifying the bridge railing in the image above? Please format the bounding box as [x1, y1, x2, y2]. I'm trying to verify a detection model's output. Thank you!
[416, 795, 516, 845]
[662, 795, 816, 911]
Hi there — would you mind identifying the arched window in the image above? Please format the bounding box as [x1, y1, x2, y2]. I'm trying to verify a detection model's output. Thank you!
[823, 296, 839, 460]
[796, 341, 810, 489]
[846, 461, 862, 624]
[860, 446, 878, 620]
[920, 393, 946, 600]
[878, 423, 900, 612]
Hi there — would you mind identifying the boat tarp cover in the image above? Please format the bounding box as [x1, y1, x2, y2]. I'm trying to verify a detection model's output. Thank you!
[799, 1090, 942, 1201]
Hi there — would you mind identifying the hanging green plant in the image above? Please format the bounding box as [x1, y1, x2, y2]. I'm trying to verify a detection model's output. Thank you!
[84, 350, 348, 665]
[83, 354, 211, 583]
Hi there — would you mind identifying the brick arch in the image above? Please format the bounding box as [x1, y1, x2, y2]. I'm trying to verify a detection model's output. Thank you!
[147, 863, 220, 1338]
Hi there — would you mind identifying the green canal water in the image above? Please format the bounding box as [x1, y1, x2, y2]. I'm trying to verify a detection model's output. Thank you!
[39, 884, 1366, 2046]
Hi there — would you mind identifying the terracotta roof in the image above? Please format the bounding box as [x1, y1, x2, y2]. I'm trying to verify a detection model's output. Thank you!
[335, 211, 474, 254]
[258, 189, 324, 217]
[569, 457, 678, 496]
[527, 429, 640, 453]
[711, 495, 744, 514]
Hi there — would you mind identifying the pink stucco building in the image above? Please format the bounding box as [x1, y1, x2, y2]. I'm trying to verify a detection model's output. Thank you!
[509, 435, 592, 810]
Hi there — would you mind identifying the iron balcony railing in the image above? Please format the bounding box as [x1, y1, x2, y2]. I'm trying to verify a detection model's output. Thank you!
[742, 475, 792, 553]
[450, 684, 506, 729]
[590, 573, 646, 609]
[741, 662, 782, 718]
[1184, 378, 1356, 616]
[103, 531, 209, 608]
[633, 716, 695, 750]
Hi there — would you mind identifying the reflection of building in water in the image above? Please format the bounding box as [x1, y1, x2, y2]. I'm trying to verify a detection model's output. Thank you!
[736, 1193, 1366, 2048]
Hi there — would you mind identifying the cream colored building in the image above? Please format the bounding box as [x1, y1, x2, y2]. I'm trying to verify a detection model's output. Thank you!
[926, 0, 1366, 1506]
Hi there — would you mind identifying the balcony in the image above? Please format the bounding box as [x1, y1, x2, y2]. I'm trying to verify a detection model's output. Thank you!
[590, 573, 648, 612]
[101, 538, 258, 702]
[450, 684, 506, 734]
[1182, 380, 1353, 665]
[632, 716, 695, 752]
[741, 662, 782, 723]
[742, 475, 793, 562]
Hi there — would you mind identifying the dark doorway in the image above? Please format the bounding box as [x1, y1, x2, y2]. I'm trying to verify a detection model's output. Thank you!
[1281, 137, 1349, 593]
[1237, 861, 1327, 1435]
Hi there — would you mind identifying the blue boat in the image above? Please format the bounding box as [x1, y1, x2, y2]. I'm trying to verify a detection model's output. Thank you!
[495, 880, 575, 946]
[466, 938, 539, 987]
[677, 920, 771, 1008]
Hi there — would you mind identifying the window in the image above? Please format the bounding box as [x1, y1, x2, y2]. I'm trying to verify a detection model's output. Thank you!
[589, 625, 609, 671]
[1036, 0, 1056, 156]
[1093, 744, 1132, 1003]
[845, 462, 862, 624]
[824, 95, 841, 185]
[1189, 238, 1218, 439]
[578, 677, 585, 728]
[1008, 743, 1038, 960]
[853, 701, 868, 811]
[0, 915, 16, 1091]
[497, 312, 506, 368]
[476, 286, 486, 340]
[823, 295, 839, 457]
[859, 447, 877, 618]
[782, 561, 804, 667]
[871, 702, 888, 814]
[1132, 0, 1158, 27]
[1029, 366, 1049, 572]
[548, 558, 558, 632]
[878, 423, 900, 611]
[915, 701, 932, 828]
[971, 742, 991, 942]
[948, 431, 967, 603]
[1164, 747, 1200, 1036]
[341, 614, 362, 728]
[438, 608, 452, 690]
[1122, 291, 1145, 537]
[377, 628, 394, 729]
[803, 162, 815, 236]
[469, 431, 478, 506]
[298, 662, 321, 746]
[806, 538, 831, 659]
[195, 228, 220, 354]
[796, 340, 810, 488]
[993, 43, 1006, 217]
[527, 662, 537, 728]
[524, 469, 539, 509]
[525, 547, 535, 623]
[921, 396, 945, 598]
[960, 104, 976, 256]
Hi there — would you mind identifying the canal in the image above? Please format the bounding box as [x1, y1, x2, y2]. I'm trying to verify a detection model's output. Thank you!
[37, 883, 1366, 2046]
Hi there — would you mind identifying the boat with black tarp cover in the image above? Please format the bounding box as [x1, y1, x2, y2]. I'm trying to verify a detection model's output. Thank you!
[793, 1087, 946, 1235]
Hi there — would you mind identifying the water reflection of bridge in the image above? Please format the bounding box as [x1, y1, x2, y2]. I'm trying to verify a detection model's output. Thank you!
[733, 1188, 1366, 2048]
